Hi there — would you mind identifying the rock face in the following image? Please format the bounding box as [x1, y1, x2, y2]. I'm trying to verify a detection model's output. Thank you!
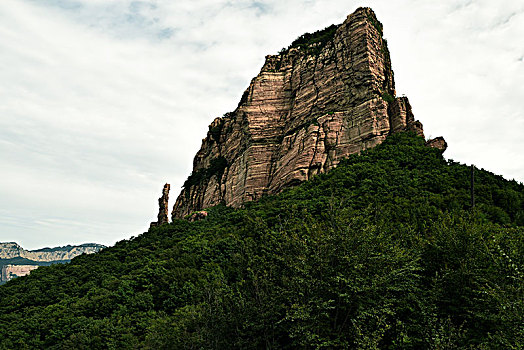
[425, 136, 448, 152]
[172, 7, 441, 218]
[150, 183, 170, 227]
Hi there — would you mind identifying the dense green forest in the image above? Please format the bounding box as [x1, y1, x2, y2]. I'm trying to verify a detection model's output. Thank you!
[0, 133, 522, 349]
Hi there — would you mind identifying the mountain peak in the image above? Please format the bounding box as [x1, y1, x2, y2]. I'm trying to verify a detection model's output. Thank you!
[171, 7, 440, 219]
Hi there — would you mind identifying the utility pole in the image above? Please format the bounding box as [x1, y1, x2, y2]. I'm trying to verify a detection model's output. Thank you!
[470, 165, 475, 209]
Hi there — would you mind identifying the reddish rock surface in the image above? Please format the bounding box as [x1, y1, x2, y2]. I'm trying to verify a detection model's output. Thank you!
[388, 97, 424, 136]
[425, 137, 448, 152]
[172, 7, 441, 218]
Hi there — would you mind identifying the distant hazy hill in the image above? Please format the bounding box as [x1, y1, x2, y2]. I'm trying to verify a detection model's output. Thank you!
[0, 242, 105, 284]
[0, 242, 105, 262]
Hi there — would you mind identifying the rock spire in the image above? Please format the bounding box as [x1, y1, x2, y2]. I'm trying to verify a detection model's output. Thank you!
[150, 183, 170, 227]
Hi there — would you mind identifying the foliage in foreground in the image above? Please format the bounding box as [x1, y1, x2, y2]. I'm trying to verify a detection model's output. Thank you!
[0, 133, 523, 349]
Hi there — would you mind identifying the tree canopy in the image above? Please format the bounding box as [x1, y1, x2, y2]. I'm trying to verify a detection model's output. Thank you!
[0, 132, 522, 349]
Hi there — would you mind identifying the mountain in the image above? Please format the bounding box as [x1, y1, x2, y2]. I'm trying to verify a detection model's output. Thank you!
[0, 242, 105, 284]
[172, 7, 445, 219]
[0, 7, 523, 349]
[0, 133, 522, 348]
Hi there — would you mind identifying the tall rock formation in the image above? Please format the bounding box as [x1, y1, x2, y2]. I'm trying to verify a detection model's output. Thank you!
[150, 183, 171, 227]
[172, 7, 432, 219]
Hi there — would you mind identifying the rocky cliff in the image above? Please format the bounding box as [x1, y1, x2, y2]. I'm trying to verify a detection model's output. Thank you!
[172, 7, 442, 218]
[0, 242, 105, 262]
[150, 184, 171, 227]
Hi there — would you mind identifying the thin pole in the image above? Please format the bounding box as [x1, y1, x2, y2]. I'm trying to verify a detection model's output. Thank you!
[470, 165, 475, 209]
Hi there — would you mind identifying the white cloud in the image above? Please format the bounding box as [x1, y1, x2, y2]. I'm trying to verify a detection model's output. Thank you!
[0, 0, 523, 249]
[377, 0, 524, 181]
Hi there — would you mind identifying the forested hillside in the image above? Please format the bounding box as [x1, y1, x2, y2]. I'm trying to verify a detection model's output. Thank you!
[0, 133, 522, 349]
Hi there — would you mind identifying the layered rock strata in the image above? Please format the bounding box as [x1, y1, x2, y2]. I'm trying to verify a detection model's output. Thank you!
[172, 7, 440, 218]
[425, 136, 448, 152]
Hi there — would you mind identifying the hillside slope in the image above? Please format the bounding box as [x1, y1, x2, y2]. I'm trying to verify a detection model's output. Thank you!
[0, 133, 522, 349]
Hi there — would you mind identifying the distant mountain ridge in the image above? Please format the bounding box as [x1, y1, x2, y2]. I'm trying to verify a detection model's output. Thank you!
[0, 242, 105, 284]
[0, 242, 105, 262]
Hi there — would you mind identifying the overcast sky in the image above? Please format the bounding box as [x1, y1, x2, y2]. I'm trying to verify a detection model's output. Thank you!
[1, 0, 523, 249]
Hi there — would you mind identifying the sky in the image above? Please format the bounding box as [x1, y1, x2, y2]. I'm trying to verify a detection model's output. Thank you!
[1, 0, 523, 250]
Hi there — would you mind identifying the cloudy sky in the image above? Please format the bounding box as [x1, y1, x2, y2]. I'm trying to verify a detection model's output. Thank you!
[1, 0, 523, 250]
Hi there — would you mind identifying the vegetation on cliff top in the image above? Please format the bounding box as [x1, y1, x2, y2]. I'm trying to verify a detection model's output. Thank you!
[183, 156, 228, 192]
[278, 10, 385, 56]
[279, 24, 339, 55]
[0, 133, 523, 349]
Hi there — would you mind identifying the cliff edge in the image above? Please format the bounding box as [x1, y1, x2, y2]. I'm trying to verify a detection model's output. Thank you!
[172, 7, 439, 218]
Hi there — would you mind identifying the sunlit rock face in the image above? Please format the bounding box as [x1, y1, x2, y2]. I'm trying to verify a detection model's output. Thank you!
[172, 7, 432, 218]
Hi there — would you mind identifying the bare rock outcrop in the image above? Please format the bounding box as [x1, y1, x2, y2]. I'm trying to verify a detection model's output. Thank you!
[388, 97, 424, 136]
[150, 183, 170, 227]
[425, 137, 448, 152]
[171, 7, 443, 218]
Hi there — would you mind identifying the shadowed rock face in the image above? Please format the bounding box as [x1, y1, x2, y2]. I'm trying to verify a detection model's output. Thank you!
[150, 183, 170, 227]
[172, 7, 431, 219]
